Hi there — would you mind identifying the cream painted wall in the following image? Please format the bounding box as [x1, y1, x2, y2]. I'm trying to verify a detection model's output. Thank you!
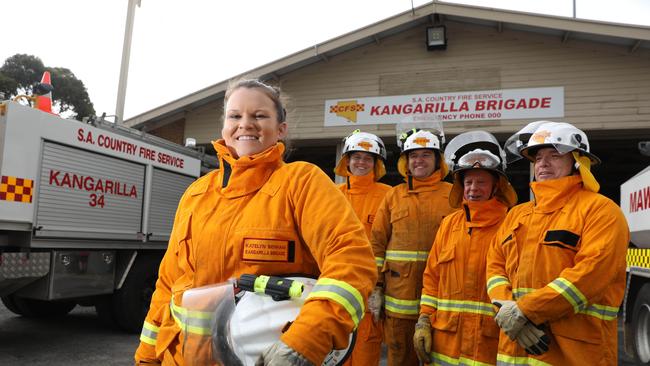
[181, 20, 650, 145]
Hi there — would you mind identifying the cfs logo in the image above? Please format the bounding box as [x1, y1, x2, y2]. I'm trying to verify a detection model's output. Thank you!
[532, 130, 551, 144]
[356, 141, 373, 151]
[330, 100, 365, 123]
[413, 137, 430, 147]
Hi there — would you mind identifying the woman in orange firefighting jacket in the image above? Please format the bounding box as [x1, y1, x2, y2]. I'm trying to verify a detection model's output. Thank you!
[134, 79, 377, 366]
[486, 121, 629, 366]
[334, 130, 391, 366]
[370, 128, 455, 366]
[414, 131, 517, 365]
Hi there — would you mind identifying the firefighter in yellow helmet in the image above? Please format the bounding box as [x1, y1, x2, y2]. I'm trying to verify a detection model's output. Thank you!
[334, 130, 391, 366]
[486, 121, 629, 365]
[414, 131, 517, 365]
[134, 79, 377, 365]
[370, 128, 455, 366]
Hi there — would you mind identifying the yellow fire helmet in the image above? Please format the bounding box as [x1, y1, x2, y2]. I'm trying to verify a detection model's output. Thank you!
[445, 130, 517, 208]
[334, 129, 387, 180]
[520, 121, 600, 192]
[396, 128, 448, 178]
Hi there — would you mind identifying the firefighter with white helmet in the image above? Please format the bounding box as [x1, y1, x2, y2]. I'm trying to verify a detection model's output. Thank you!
[333, 129, 391, 366]
[370, 127, 455, 366]
[486, 121, 629, 365]
[414, 131, 518, 365]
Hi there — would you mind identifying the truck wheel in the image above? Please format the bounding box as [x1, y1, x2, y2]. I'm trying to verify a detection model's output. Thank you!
[111, 254, 160, 333]
[633, 283, 650, 365]
[1, 294, 75, 317]
[1, 295, 25, 315]
[94, 295, 118, 327]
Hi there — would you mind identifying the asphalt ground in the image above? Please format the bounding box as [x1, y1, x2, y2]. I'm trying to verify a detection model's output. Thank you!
[0, 302, 639, 365]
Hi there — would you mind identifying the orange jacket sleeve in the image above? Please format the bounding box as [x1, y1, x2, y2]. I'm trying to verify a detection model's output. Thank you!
[134, 189, 189, 364]
[421, 214, 451, 317]
[370, 191, 393, 284]
[280, 164, 377, 364]
[485, 210, 517, 303]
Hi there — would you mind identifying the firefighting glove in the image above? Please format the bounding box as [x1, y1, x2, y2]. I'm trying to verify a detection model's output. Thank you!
[368, 286, 384, 323]
[256, 340, 314, 366]
[413, 313, 433, 364]
[515, 322, 551, 356]
[492, 300, 528, 340]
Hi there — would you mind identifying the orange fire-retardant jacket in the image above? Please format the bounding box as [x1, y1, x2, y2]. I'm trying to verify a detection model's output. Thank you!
[371, 172, 454, 320]
[134, 141, 377, 365]
[338, 174, 391, 239]
[421, 198, 507, 365]
[486, 175, 629, 366]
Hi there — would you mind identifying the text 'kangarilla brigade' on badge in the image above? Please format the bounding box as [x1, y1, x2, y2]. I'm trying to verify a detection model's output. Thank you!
[242, 238, 295, 262]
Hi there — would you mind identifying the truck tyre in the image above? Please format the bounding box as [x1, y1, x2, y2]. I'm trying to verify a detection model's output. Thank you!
[94, 294, 118, 328]
[111, 253, 161, 333]
[1, 294, 75, 317]
[1, 295, 25, 315]
[633, 283, 650, 365]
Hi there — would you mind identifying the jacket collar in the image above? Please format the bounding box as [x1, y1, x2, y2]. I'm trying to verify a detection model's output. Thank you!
[211, 140, 284, 198]
[462, 197, 508, 228]
[530, 175, 583, 213]
[404, 170, 443, 193]
[346, 173, 375, 193]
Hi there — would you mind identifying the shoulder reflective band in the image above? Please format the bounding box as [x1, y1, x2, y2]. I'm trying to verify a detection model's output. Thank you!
[497, 354, 553, 366]
[420, 294, 495, 316]
[385, 250, 429, 262]
[170, 297, 214, 336]
[307, 278, 364, 328]
[384, 295, 419, 315]
[375, 256, 385, 268]
[140, 321, 159, 345]
[486, 275, 511, 294]
[433, 351, 495, 366]
[547, 277, 588, 313]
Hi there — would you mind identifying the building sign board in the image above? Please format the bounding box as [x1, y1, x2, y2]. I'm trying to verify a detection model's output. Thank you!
[324, 87, 564, 126]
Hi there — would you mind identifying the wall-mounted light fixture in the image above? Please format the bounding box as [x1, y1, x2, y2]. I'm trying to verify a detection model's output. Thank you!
[426, 25, 447, 51]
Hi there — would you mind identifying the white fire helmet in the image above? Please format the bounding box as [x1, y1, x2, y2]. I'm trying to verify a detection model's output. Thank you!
[396, 128, 448, 178]
[211, 276, 355, 366]
[398, 128, 443, 153]
[342, 130, 387, 160]
[520, 121, 600, 165]
[504, 120, 550, 163]
[444, 131, 517, 208]
[334, 130, 387, 179]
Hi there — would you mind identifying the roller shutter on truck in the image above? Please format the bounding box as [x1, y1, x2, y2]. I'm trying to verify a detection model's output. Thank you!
[148, 167, 195, 241]
[35, 141, 145, 239]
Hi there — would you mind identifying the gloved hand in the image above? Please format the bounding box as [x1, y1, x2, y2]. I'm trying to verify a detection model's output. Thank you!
[492, 300, 528, 340]
[368, 286, 384, 322]
[255, 340, 314, 366]
[413, 313, 433, 364]
[515, 322, 551, 356]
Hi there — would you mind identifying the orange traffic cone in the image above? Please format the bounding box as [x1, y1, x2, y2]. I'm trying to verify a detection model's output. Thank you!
[34, 71, 54, 114]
